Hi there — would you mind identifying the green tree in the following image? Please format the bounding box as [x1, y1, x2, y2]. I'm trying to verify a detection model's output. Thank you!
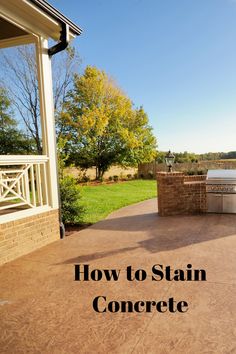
[0, 87, 34, 154]
[60, 66, 157, 179]
[156, 151, 166, 163]
[0, 87, 15, 128]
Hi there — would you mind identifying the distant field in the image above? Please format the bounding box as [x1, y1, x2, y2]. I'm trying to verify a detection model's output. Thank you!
[79, 179, 157, 224]
[213, 159, 236, 162]
[65, 166, 137, 180]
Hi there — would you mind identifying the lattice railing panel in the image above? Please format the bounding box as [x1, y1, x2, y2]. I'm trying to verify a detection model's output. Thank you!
[0, 156, 49, 211]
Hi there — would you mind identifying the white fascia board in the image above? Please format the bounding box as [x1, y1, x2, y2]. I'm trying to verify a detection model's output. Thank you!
[0, 0, 74, 41]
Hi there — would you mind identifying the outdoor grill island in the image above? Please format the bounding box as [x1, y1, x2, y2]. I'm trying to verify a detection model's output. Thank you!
[157, 169, 236, 216]
[206, 169, 236, 213]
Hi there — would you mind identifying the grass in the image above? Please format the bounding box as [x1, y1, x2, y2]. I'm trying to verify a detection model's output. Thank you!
[79, 179, 157, 224]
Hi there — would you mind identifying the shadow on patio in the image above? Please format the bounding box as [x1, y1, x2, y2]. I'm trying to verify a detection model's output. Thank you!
[60, 203, 236, 264]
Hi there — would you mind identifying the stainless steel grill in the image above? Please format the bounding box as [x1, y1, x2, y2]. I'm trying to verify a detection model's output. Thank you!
[206, 170, 236, 213]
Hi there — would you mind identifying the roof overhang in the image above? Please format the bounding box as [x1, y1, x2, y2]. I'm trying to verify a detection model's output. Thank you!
[0, 0, 82, 43]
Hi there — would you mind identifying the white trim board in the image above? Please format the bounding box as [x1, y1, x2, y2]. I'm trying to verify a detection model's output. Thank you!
[0, 206, 58, 224]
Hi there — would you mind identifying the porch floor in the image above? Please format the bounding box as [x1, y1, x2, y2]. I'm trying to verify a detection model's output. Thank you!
[0, 203, 29, 216]
[0, 199, 235, 353]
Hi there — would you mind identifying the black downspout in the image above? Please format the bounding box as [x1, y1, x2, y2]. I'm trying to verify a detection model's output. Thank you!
[48, 22, 69, 238]
[48, 22, 69, 57]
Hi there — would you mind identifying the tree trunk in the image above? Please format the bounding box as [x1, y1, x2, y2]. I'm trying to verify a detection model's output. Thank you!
[95, 166, 99, 180]
[95, 165, 104, 180]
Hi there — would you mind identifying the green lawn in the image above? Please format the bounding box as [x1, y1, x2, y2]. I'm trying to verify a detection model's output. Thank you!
[79, 179, 157, 224]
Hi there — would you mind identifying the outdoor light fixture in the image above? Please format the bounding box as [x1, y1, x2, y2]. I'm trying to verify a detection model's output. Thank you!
[165, 150, 175, 172]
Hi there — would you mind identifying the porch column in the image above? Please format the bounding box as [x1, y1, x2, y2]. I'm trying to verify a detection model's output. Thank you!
[36, 36, 59, 209]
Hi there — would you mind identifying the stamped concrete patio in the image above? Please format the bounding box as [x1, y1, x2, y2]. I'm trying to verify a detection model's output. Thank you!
[0, 198, 236, 353]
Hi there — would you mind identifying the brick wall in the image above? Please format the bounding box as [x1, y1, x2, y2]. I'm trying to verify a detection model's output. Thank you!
[157, 172, 206, 216]
[0, 209, 60, 265]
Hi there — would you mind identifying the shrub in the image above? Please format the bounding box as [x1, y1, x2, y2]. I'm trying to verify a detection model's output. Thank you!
[76, 171, 90, 183]
[133, 173, 138, 179]
[108, 176, 113, 181]
[76, 175, 82, 183]
[185, 169, 206, 176]
[81, 174, 90, 183]
[186, 170, 195, 175]
[84, 176, 91, 182]
[140, 173, 144, 179]
[119, 172, 125, 180]
[126, 174, 132, 179]
[113, 175, 119, 182]
[197, 169, 207, 175]
[59, 175, 84, 224]
[147, 171, 154, 179]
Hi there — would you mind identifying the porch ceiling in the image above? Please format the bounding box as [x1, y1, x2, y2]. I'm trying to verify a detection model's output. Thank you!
[0, 17, 29, 40]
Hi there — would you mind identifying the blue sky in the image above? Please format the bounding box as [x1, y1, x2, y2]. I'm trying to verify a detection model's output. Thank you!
[50, 0, 236, 153]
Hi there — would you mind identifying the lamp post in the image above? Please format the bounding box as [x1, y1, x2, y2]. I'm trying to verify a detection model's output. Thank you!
[165, 150, 175, 172]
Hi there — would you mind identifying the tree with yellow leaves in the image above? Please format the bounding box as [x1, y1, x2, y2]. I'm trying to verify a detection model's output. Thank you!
[60, 66, 157, 179]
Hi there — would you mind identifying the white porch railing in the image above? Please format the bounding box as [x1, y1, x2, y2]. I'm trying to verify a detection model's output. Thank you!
[0, 155, 49, 212]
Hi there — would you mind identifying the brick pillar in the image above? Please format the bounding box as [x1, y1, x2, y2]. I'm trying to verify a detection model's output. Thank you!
[157, 172, 185, 216]
[157, 172, 207, 216]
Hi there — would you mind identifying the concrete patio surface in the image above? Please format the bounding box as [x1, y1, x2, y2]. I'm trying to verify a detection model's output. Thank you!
[0, 198, 236, 353]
